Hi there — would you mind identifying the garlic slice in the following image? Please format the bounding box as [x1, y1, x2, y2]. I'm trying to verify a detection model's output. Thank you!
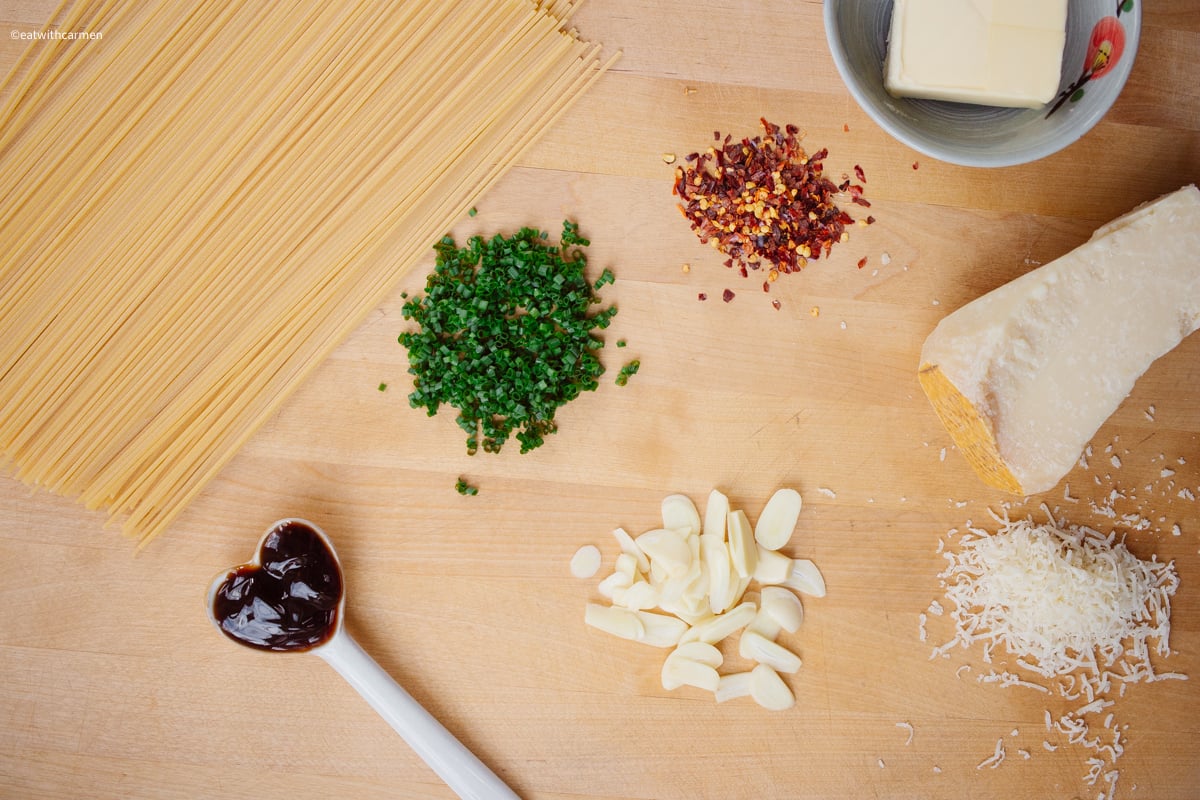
[635, 610, 689, 648]
[688, 600, 756, 644]
[760, 586, 804, 633]
[702, 489, 730, 540]
[612, 526, 650, 574]
[750, 663, 795, 710]
[754, 488, 803, 550]
[612, 580, 659, 611]
[661, 649, 721, 691]
[570, 544, 602, 578]
[726, 509, 758, 578]
[635, 528, 693, 577]
[585, 603, 643, 641]
[597, 570, 633, 599]
[715, 671, 754, 703]
[752, 545, 792, 585]
[676, 614, 713, 645]
[701, 533, 734, 614]
[783, 558, 827, 597]
[745, 608, 782, 640]
[673, 640, 723, 668]
[662, 493, 702, 537]
[739, 630, 802, 673]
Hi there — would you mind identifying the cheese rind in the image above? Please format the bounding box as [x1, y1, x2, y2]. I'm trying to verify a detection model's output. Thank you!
[919, 185, 1200, 495]
[884, 0, 1068, 108]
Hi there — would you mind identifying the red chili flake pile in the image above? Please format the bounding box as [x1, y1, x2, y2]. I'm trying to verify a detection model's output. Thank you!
[672, 118, 871, 289]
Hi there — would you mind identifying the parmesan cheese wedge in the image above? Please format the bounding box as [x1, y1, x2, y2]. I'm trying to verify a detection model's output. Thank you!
[919, 185, 1200, 495]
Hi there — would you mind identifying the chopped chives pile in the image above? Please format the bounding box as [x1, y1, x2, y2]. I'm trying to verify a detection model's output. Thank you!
[399, 221, 617, 455]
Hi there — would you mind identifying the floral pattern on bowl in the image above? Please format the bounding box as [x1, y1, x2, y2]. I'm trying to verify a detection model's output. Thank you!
[1047, 0, 1136, 117]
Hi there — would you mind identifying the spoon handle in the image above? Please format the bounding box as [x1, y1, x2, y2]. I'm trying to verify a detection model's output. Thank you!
[317, 631, 522, 800]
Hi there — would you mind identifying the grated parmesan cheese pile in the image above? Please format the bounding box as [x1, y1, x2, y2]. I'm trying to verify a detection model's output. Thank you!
[932, 508, 1184, 800]
[936, 511, 1178, 680]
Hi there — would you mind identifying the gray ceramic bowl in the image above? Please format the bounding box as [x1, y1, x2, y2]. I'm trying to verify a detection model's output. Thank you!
[824, 0, 1141, 167]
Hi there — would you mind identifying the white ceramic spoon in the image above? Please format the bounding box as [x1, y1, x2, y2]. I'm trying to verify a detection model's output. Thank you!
[207, 518, 521, 800]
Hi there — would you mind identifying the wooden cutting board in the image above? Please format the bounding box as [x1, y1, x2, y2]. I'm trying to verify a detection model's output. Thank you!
[2, 1, 1198, 798]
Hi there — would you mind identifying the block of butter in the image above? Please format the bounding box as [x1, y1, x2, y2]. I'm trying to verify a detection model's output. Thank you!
[884, 0, 1068, 108]
[919, 185, 1200, 496]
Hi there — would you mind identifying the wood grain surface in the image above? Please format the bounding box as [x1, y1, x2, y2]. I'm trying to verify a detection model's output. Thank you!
[2, 2, 1199, 799]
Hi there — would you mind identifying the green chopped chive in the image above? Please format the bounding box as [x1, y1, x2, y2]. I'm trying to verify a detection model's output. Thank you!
[377, 382, 388, 392]
[467, 206, 478, 217]
[593, 267, 615, 290]
[398, 221, 617, 455]
[616, 339, 627, 348]
[455, 477, 478, 496]
[615, 359, 640, 386]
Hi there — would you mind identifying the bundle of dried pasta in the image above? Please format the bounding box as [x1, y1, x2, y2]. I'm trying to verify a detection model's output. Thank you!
[0, 0, 614, 542]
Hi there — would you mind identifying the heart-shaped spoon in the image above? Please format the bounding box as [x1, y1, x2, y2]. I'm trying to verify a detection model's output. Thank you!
[208, 518, 521, 800]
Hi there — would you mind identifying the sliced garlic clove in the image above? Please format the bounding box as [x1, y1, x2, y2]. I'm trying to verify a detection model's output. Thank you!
[612, 526, 650, 574]
[676, 614, 713, 645]
[783, 558, 826, 597]
[614, 552, 638, 579]
[701, 534, 733, 614]
[752, 545, 793, 585]
[729, 573, 751, 610]
[703, 488, 730, 541]
[636, 528, 693, 577]
[689, 600, 756, 644]
[754, 488, 802, 550]
[715, 671, 754, 703]
[597, 570, 633, 599]
[739, 629, 802, 673]
[635, 610, 689, 648]
[584, 603, 644, 641]
[661, 651, 721, 692]
[673, 640, 723, 668]
[662, 493, 702, 537]
[745, 608, 782, 640]
[687, 527, 702, 561]
[613, 580, 659, 611]
[750, 663, 795, 711]
[679, 560, 711, 618]
[726, 509, 758, 578]
[760, 586, 804, 633]
[648, 557, 669, 586]
[633, 527, 691, 578]
[570, 544, 602, 578]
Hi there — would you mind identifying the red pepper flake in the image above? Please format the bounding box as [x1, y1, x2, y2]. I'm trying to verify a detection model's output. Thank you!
[912, 161, 920, 170]
[722, 288, 735, 302]
[698, 292, 707, 301]
[673, 118, 870, 282]
[854, 164, 866, 183]
[866, 215, 876, 225]
[851, 196, 872, 208]
[843, 123, 850, 132]
[771, 299, 781, 310]
[857, 256, 868, 269]
[762, 281, 770, 292]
